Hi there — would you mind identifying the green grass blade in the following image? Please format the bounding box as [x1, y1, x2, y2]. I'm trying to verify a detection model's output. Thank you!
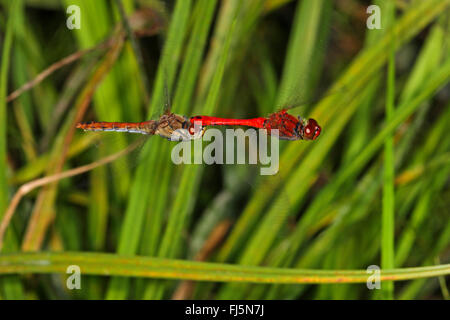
[1, 252, 450, 284]
[0, 0, 24, 299]
[381, 1, 396, 300]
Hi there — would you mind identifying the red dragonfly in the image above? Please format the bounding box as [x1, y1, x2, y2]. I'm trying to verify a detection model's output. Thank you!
[76, 109, 321, 141]
[189, 110, 321, 141]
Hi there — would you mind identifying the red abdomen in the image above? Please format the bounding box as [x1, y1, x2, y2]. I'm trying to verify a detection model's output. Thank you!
[190, 115, 266, 128]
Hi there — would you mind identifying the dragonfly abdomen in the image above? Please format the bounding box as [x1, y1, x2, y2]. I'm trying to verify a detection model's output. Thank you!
[190, 115, 266, 128]
[76, 121, 157, 135]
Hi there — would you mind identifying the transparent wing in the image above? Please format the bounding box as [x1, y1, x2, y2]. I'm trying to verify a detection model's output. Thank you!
[274, 86, 348, 115]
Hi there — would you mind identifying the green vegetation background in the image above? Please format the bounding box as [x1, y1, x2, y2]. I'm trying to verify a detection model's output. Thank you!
[0, 0, 449, 300]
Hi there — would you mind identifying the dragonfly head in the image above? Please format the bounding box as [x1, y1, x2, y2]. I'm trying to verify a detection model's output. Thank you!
[302, 118, 321, 140]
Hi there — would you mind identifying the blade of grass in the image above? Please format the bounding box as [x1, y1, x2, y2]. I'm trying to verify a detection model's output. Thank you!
[0, 0, 24, 299]
[1, 252, 450, 284]
[381, 1, 396, 300]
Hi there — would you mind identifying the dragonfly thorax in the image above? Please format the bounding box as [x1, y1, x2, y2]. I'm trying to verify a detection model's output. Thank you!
[156, 113, 205, 141]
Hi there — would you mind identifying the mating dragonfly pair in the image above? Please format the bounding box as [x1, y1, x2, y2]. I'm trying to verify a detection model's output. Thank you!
[76, 109, 321, 142]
